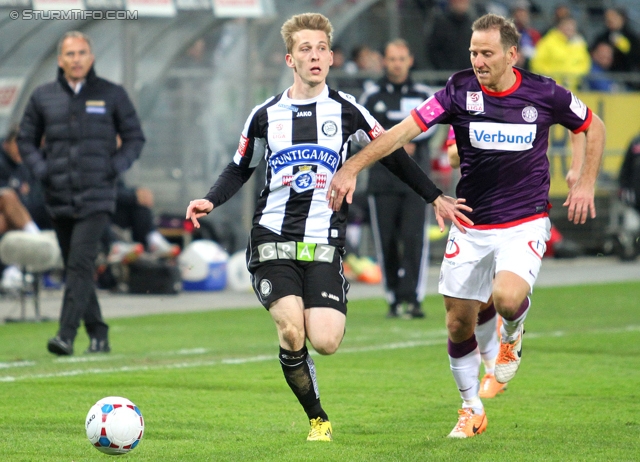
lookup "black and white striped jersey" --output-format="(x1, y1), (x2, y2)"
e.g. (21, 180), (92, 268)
(204, 85), (442, 247)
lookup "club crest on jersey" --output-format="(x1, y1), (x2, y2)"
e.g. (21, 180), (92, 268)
(269, 144), (340, 173)
(466, 91), (484, 113)
(282, 166), (327, 193)
(522, 106), (538, 123)
(322, 120), (338, 137)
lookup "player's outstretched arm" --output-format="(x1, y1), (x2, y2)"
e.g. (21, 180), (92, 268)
(564, 114), (605, 224)
(432, 195), (474, 233)
(186, 199), (213, 229)
(327, 116), (422, 211)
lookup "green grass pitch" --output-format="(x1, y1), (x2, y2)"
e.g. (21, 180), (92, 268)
(1, 281), (639, 461)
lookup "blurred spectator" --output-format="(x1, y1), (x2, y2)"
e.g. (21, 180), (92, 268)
(425, 0), (482, 71)
(103, 179), (180, 263)
(331, 45), (347, 70)
(343, 45), (383, 75)
(530, 16), (590, 91)
(510, 0), (541, 69)
(0, 125), (51, 231)
(0, 128), (48, 290)
(591, 8), (640, 74)
(542, 3), (572, 35)
(619, 131), (640, 215)
(342, 45), (383, 93)
(616, 130), (640, 260)
(585, 42), (623, 92)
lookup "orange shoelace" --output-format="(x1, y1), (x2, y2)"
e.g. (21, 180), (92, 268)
(453, 409), (473, 431)
(497, 342), (517, 362)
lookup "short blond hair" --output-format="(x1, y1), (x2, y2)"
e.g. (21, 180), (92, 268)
(281, 13), (333, 54)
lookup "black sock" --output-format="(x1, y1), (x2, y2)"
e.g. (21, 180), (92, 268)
(279, 346), (328, 421)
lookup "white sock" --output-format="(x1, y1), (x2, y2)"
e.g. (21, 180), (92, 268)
(501, 297), (530, 341)
(450, 348), (482, 413)
(23, 221), (40, 234)
(462, 396), (484, 414)
(476, 315), (499, 375)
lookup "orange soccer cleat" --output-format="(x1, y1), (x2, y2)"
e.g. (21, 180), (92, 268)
(495, 323), (524, 384)
(478, 373), (507, 398)
(448, 408), (487, 438)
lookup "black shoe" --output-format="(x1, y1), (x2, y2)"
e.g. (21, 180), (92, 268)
(406, 304), (425, 319)
(386, 303), (400, 318)
(47, 336), (74, 356)
(85, 338), (111, 354)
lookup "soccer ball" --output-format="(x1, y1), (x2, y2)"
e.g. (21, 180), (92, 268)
(85, 396), (144, 455)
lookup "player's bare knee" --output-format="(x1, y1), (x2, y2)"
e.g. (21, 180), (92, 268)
(493, 293), (523, 318)
(310, 334), (342, 355)
(278, 323), (305, 349)
(312, 342), (337, 356)
(446, 317), (474, 339)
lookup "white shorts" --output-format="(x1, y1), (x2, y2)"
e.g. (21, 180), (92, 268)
(438, 217), (551, 303)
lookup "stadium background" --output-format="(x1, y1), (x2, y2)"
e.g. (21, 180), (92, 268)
(1, 0), (638, 256)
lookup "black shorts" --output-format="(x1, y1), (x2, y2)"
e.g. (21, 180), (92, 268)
(249, 256), (349, 314)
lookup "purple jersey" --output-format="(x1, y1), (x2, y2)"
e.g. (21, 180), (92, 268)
(412, 68), (592, 226)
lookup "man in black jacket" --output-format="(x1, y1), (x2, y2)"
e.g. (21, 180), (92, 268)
(359, 39), (437, 318)
(18, 31), (145, 355)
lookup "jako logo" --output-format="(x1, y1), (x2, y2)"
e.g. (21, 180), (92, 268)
(297, 111), (312, 117)
(469, 122), (537, 151)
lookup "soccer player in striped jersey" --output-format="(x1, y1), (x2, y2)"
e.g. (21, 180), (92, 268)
(328, 13), (605, 438)
(186, 12), (471, 442)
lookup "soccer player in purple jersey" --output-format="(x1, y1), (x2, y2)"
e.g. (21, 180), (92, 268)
(446, 127), (586, 401)
(327, 13), (605, 438)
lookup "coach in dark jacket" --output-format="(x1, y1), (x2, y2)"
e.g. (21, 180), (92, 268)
(359, 39), (437, 319)
(18, 31), (145, 356)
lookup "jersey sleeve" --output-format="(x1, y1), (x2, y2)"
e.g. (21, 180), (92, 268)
(204, 98), (272, 206)
(345, 94), (443, 202)
(410, 87), (452, 132)
(379, 151), (443, 203)
(550, 83), (592, 134)
(232, 98), (273, 168)
(343, 95), (385, 150)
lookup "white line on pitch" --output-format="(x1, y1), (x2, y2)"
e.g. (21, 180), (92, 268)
(1, 325), (638, 382)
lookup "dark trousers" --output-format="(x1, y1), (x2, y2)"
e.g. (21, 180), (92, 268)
(368, 192), (430, 306)
(52, 212), (110, 343)
(113, 200), (154, 248)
